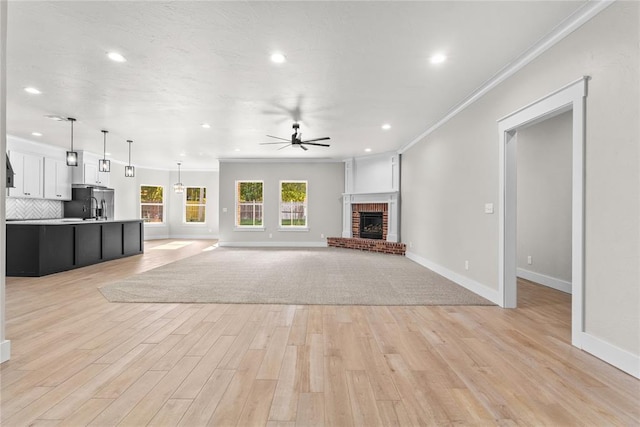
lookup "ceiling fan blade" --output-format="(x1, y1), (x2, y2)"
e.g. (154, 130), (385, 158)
(260, 142), (289, 145)
(278, 144), (293, 150)
(300, 145), (308, 151)
(300, 137), (330, 143)
(302, 142), (330, 147)
(266, 135), (290, 141)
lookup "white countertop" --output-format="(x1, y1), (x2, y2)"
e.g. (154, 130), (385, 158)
(6, 218), (143, 225)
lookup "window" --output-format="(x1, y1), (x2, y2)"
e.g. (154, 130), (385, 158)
(280, 181), (307, 228)
(185, 187), (206, 223)
(140, 185), (164, 223)
(236, 181), (263, 227)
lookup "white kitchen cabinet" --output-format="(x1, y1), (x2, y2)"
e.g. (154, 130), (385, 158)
(72, 151), (110, 187)
(82, 162), (110, 187)
(44, 157), (72, 200)
(8, 150), (43, 198)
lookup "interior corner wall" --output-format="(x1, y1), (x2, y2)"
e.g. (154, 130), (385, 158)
(0, 0), (9, 363)
(516, 111), (572, 287)
(401, 1), (639, 356)
(218, 161), (344, 245)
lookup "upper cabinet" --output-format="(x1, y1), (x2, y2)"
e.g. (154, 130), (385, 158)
(8, 150), (43, 198)
(72, 151), (110, 187)
(43, 158), (72, 200)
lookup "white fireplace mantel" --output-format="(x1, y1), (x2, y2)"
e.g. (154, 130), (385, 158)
(342, 191), (399, 242)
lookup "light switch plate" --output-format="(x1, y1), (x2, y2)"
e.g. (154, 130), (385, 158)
(484, 203), (494, 214)
(222, 207), (228, 213)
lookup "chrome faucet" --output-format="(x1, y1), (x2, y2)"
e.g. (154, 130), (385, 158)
(85, 196), (99, 219)
(100, 199), (107, 220)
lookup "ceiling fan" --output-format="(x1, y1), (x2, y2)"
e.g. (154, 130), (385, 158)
(260, 123), (330, 151)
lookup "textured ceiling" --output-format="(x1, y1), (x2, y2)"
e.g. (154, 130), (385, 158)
(6, 1), (587, 170)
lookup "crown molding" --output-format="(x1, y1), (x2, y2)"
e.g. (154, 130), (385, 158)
(398, 0), (615, 154)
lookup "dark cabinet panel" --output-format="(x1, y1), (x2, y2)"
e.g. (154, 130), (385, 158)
(75, 223), (102, 266)
(6, 226), (40, 276)
(102, 222), (123, 259)
(123, 222), (143, 255)
(40, 226), (75, 274)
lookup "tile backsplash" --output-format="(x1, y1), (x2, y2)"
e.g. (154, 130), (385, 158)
(6, 198), (63, 220)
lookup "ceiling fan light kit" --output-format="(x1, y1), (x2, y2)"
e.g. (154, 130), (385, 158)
(260, 122), (330, 151)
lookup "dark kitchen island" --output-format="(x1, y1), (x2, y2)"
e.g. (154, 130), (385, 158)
(6, 219), (144, 277)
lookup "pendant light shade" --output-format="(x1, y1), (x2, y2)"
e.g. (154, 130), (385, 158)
(98, 130), (111, 172)
(174, 162), (185, 193)
(66, 118), (78, 166)
(125, 139), (135, 177)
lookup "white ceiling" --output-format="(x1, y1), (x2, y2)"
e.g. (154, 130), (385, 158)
(6, 1), (588, 170)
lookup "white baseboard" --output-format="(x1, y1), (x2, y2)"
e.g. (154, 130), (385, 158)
(144, 234), (169, 241)
(580, 332), (640, 379)
(405, 251), (501, 305)
(218, 241), (328, 248)
(0, 339), (11, 363)
(168, 234), (220, 240)
(517, 268), (572, 294)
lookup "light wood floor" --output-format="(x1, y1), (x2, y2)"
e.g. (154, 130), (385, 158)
(1, 239), (638, 426)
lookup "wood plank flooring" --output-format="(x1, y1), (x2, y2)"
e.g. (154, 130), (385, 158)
(1, 239), (638, 426)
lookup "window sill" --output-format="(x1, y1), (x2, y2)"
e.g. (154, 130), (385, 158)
(278, 227), (309, 232)
(234, 226), (266, 232)
(143, 222), (166, 226)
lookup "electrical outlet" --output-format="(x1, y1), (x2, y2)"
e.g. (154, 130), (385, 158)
(269, 233), (273, 238)
(222, 207), (227, 213)
(409, 241), (413, 248)
(321, 233), (325, 238)
(464, 260), (469, 270)
(484, 203), (494, 214)
(527, 255), (532, 265)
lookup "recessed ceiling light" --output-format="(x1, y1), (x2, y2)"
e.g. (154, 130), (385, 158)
(31, 132), (42, 136)
(201, 123), (211, 129)
(430, 53), (447, 64)
(381, 124), (391, 130)
(270, 52), (286, 64)
(107, 52), (127, 63)
(44, 114), (67, 121)
(105, 152), (111, 156)
(234, 148), (241, 152)
(180, 152), (186, 157)
(24, 87), (41, 94)
(364, 148), (372, 153)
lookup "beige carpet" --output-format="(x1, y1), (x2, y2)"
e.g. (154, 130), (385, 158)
(99, 247), (494, 306)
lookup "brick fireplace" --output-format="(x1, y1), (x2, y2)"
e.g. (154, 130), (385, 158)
(328, 192), (405, 255)
(352, 203), (388, 240)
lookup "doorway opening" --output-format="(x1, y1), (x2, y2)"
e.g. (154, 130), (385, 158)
(498, 77), (588, 347)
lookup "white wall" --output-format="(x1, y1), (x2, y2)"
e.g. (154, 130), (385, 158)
(219, 161), (343, 246)
(350, 152), (399, 194)
(516, 111), (572, 291)
(401, 2), (639, 360)
(1, 0), (9, 363)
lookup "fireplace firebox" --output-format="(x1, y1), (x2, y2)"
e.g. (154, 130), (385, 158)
(359, 212), (383, 240)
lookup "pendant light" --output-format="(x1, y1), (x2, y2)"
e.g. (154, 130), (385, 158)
(173, 162), (185, 193)
(98, 130), (110, 172)
(125, 140), (135, 177)
(65, 117), (78, 166)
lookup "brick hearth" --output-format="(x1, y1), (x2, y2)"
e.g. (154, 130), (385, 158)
(327, 237), (406, 255)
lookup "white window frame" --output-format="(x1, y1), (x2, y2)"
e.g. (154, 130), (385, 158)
(235, 180), (265, 230)
(183, 186), (207, 224)
(140, 184), (165, 225)
(279, 180), (308, 231)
